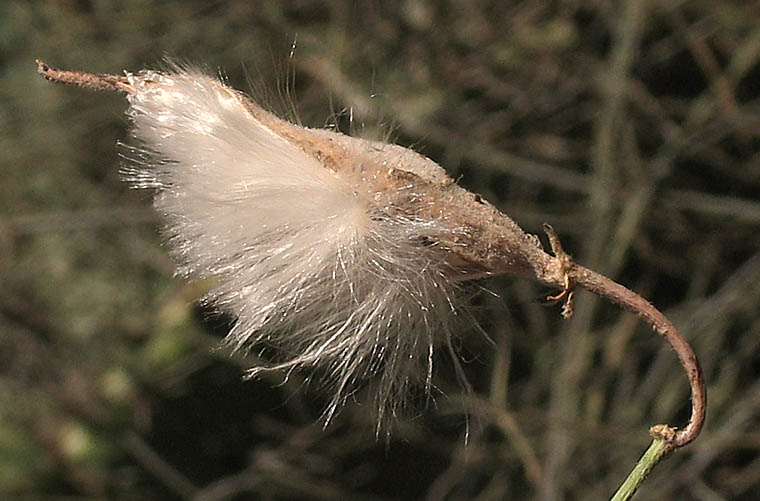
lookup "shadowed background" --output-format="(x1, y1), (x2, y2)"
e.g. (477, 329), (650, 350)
(3, 1), (760, 499)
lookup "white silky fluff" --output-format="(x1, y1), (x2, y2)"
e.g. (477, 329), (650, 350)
(122, 69), (461, 425)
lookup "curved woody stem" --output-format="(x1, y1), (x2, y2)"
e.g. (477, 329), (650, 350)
(543, 224), (706, 451)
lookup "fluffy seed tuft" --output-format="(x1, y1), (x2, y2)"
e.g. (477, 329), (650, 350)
(121, 68), (465, 426)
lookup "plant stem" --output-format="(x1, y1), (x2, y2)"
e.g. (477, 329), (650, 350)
(610, 437), (671, 501)
(542, 224), (706, 498)
(568, 262), (706, 448)
(543, 224), (706, 450)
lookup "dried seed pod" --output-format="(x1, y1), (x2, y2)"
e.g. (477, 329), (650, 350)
(118, 64), (552, 424)
(37, 60), (704, 449)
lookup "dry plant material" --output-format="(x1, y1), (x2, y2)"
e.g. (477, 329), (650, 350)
(36, 60), (705, 450)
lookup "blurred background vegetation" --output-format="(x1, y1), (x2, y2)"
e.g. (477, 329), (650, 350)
(2, 0), (760, 499)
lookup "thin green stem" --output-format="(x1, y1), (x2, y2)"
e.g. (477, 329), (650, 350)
(611, 438), (671, 501)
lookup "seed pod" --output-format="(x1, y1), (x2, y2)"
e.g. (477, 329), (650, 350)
(37, 60), (703, 449)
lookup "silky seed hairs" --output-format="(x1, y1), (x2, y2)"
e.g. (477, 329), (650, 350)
(37, 60), (704, 450)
